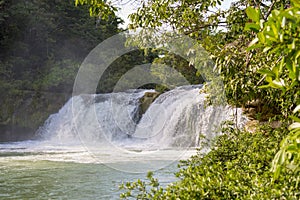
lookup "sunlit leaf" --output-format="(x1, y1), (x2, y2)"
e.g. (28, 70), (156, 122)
(289, 122), (300, 129)
(246, 7), (260, 22)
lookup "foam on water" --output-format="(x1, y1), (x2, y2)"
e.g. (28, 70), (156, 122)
(1, 85), (247, 172)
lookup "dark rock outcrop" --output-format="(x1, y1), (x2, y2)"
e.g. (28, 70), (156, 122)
(0, 91), (70, 142)
(139, 91), (161, 116)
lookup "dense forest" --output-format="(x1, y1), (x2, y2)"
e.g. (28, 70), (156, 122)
(114, 0), (299, 198)
(0, 0), (202, 141)
(1, 0), (299, 198)
(0, 0), (120, 140)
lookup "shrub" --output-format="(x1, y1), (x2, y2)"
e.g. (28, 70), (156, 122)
(120, 124), (299, 199)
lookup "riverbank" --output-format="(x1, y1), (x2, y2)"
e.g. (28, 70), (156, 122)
(120, 119), (299, 199)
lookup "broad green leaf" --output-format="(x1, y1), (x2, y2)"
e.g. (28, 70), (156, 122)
(272, 66), (279, 78)
(265, 35), (278, 42)
(258, 68), (276, 77)
(246, 7), (260, 22)
(295, 50), (300, 59)
(281, 11), (296, 20)
(245, 23), (260, 32)
(271, 24), (278, 39)
(290, 115), (300, 122)
(246, 43), (262, 51)
(291, 0), (300, 8)
(293, 60), (297, 74)
(266, 76), (273, 83)
(269, 79), (285, 89)
(286, 144), (299, 152)
(257, 32), (266, 43)
(286, 58), (296, 79)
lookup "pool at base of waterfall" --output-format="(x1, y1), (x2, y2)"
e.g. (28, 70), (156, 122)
(0, 85), (247, 199)
(0, 140), (197, 199)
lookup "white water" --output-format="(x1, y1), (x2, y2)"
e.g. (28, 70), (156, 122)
(1, 85), (247, 172)
(0, 85), (248, 199)
(39, 85), (246, 146)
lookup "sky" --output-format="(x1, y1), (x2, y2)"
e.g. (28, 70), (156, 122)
(117, 0), (234, 28)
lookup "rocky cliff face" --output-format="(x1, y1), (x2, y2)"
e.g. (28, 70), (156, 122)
(0, 90), (163, 142)
(0, 91), (70, 142)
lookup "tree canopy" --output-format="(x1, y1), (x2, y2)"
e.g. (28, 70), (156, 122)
(1, 0), (299, 196)
(113, 0), (299, 197)
(0, 0), (122, 136)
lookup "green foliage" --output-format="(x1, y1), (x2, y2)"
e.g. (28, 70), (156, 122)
(39, 59), (80, 92)
(75, 0), (118, 20)
(245, 0), (300, 177)
(272, 115), (300, 178)
(128, 0), (223, 34)
(124, 30), (217, 100)
(97, 50), (158, 93)
(128, 0), (290, 114)
(120, 125), (299, 199)
(118, 0), (300, 196)
(208, 0), (289, 111)
(0, 0), (121, 82)
(0, 0), (121, 131)
(119, 171), (164, 199)
(152, 53), (204, 86)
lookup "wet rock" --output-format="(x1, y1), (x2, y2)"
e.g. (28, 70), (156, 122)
(139, 92), (161, 115)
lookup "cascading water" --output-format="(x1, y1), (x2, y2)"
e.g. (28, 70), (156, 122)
(133, 85), (244, 148)
(1, 85), (247, 174)
(38, 89), (149, 145)
(38, 85), (246, 151)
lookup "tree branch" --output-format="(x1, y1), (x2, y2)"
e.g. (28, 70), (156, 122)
(264, 1), (276, 20)
(183, 21), (227, 35)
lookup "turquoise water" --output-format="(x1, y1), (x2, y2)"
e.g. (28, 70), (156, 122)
(0, 85), (241, 199)
(0, 142), (194, 199)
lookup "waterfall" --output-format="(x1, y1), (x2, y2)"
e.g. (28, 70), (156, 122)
(38, 89), (149, 144)
(38, 85), (246, 149)
(135, 86), (227, 148)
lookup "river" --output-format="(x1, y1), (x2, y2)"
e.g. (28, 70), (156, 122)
(0, 85), (245, 199)
(0, 140), (196, 199)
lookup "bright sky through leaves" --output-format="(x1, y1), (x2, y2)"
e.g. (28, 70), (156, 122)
(117, 0), (234, 28)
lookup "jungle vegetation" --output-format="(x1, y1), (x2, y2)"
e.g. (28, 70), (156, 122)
(1, 0), (299, 198)
(110, 0), (299, 198)
(0, 0), (201, 139)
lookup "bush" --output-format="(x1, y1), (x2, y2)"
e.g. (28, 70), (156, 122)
(120, 124), (299, 199)
(245, 0), (300, 178)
